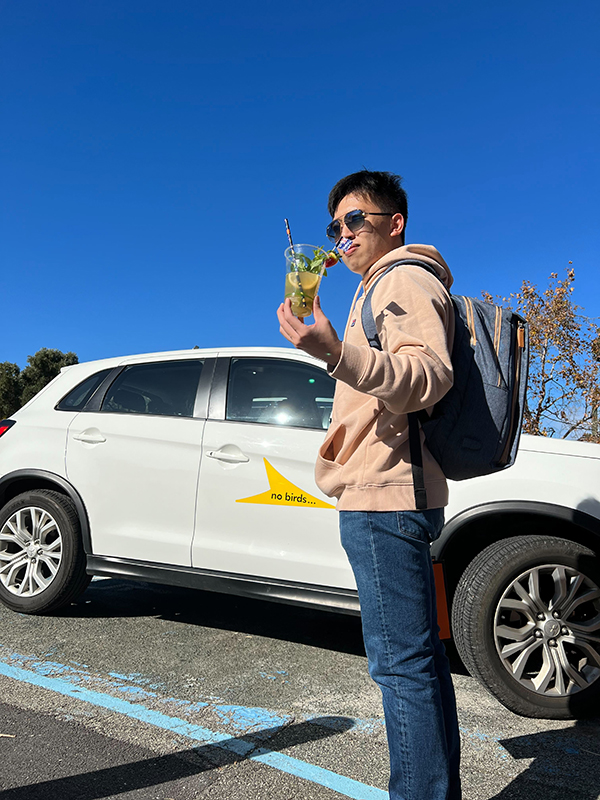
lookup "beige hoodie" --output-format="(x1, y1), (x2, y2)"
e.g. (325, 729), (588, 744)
(315, 244), (455, 511)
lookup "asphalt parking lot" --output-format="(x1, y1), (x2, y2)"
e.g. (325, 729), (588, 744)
(1, 577), (599, 800)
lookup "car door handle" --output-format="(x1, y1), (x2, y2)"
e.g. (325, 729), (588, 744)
(206, 449), (249, 463)
(73, 431), (106, 444)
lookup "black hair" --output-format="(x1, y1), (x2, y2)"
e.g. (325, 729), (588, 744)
(327, 170), (408, 244)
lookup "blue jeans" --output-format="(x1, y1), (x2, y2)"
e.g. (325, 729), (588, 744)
(340, 509), (461, 800)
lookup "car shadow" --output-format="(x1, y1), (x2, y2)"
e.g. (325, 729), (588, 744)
(66, 577), (368, 656)
(64, 577), (466, 673)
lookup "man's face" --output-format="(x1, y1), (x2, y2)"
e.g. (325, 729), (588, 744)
(332, 193), (404, 276)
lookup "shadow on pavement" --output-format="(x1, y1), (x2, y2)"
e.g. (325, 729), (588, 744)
(64, 577), (466, 673)
(489, 718), (600, 800)
(66, 578), (367, 654)
(0, 715), (354, 800)
(62, 577), (467, 673)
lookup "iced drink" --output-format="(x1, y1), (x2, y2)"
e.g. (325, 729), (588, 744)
(284, 244), (334, 318)
(284, 270), (320, 317)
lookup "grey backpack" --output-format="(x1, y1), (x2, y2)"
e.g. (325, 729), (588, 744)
(361, 259), (529, 509)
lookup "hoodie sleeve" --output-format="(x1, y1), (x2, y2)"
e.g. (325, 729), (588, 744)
(329, 267), (454, 414)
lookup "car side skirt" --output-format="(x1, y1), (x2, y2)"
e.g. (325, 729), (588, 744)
(86, 555), (361, 616)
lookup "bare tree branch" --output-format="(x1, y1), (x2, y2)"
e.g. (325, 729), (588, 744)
(484, 268), (600, 443)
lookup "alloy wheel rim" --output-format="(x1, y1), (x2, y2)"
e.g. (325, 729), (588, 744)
(494, 563), (600, 696)
(0, 507), (63, 597)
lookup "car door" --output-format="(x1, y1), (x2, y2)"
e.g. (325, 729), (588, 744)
(192, 355), (355, 589)
(66, 358), (206, 565)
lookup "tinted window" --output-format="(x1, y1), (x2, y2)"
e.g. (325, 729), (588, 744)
(226, 358), (335, 430)
(101, 361), (203, 418)
(56, 368), (113, 411)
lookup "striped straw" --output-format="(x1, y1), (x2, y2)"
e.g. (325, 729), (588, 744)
(284, 218), (307, 311)
(284, 218), (295, 255)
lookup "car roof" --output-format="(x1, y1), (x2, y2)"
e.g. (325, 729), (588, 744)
(120, 346), (325, 365)
(60, 346), (326, 372)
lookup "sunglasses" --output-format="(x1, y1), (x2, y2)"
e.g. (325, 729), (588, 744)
(326, 209), (393, 243)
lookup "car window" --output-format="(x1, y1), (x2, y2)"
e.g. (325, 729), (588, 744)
(101, 360), (203, 418)
(56, 368), (114, 411)
(226, 358), (335, 430)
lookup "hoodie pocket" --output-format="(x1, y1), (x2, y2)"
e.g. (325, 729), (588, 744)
(319, 423), (346, 463)
(315, 425), (345, 498)
(315, 453), (343, 499)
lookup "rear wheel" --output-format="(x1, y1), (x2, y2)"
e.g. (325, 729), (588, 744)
(0, 490), (91, 614)
(452, 535), (600, 718)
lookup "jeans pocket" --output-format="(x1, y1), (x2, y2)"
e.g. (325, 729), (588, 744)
(395, 508), (444, 544)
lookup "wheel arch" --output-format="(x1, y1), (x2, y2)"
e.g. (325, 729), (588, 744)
(433, 500), (600, 600)
(0, 469), (92, 554)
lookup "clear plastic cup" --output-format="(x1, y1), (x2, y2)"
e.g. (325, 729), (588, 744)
(284, 244), (326, 318)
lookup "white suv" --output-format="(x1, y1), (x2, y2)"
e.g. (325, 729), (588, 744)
(1, 346), (599, 720)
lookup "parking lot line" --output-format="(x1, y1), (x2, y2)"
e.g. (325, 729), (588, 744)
(0, 659), (387, 800)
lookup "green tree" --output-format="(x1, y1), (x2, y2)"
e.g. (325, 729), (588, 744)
(0, 362), (22, 418)
(484, 268), (600, 442)
(20, 349), (79, 407)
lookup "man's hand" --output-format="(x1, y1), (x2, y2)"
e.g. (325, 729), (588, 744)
(277, 296), (343, 367)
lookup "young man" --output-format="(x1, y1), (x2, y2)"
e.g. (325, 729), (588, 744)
(277, 170), (461, 800)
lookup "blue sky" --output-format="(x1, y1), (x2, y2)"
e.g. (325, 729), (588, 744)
(3, 0), (599, 367)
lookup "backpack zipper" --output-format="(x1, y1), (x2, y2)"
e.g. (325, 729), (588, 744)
(494, 306), (503, 387)
(464, 298), (477, 346)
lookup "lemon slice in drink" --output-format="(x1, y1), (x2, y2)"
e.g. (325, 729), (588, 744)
(285, 272), (320, 317)
(287, 272), (319, 291)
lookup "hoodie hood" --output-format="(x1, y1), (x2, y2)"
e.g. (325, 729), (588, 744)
(362, 244), (453, 292)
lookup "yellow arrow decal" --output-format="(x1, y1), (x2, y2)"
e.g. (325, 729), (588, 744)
(236, 458), (335, 509)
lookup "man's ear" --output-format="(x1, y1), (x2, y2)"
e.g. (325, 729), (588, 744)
(390, 213), (405, 239)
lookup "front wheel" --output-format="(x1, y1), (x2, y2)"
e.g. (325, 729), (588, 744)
(451, 535), (600, 718)
(0, 489), (91, 614)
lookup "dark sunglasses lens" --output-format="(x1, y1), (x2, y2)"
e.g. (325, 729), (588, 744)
(326, 221), (341, 241)
(326, 210), (366, 242)
(345, 210), (366, 232)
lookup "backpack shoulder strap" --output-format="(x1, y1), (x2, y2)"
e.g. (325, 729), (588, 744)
(361, 259), (442, 350)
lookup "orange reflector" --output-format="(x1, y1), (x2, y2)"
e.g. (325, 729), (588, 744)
(433, 562), (451, 640)
(0, 421), (15, 438)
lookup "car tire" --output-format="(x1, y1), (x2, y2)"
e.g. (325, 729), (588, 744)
(0, 489), (91, 614)
(451, 535), (600, 719)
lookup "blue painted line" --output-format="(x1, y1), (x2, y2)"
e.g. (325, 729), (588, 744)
(0, 660), (388, 800)
(0, 648), (385, 737)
